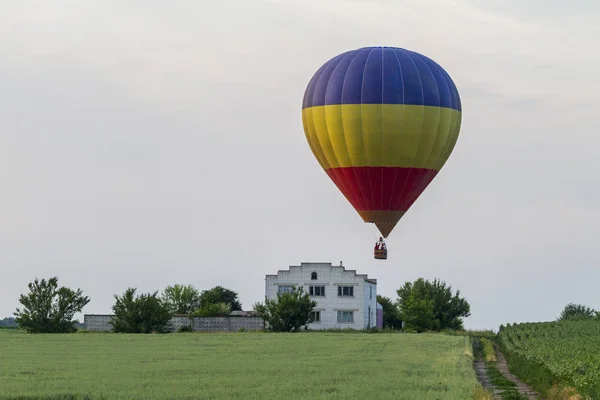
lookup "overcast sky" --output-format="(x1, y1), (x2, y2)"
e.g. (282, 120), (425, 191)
(1, 0), (598, 330)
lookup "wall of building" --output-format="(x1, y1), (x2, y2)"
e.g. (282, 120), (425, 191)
(376, 302), (383, 329)
(362, 281), (378, 329)
(265, 262), (378, 330)
(83, 314), (264, 332)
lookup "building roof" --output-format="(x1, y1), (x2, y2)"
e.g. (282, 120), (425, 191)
(266, 262), (377, 284)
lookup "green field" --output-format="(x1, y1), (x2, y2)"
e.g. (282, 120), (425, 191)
(0, 330), (482, 400)
(498, 320), (600, 398)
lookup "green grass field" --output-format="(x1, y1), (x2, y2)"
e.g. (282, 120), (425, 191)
(0, 330), (482, 400)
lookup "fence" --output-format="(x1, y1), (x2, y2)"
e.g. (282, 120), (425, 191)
(83, 314), (265, 332)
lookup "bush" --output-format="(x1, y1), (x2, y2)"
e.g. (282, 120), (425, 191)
(161, 284), (201, 314)
(376, 295), (402, 330)
(253, 286), (316, 332)
(14, 276), (90, 333)
(199, 286), (242, 311)
(177, 325), (193, 333)
(109, 288), (172, 333)
(557, 303), (597, 321)
(397, 278), (470, 332)
(192, 302), (232, 317)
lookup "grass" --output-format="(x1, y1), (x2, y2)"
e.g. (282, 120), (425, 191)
(486, 364), (517, 391)
(480, 338), (497, 363)
(0, 330), (483, 400)
(472, 387), (496, 400)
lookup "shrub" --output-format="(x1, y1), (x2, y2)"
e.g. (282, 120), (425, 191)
(177, 325), (193, 333)
(109, 288), (172, 333)
(192, 302), (232, 317)
(14, 276), (90, 333)
(253, 286), (316, 332)
(161, 284), (201, 314)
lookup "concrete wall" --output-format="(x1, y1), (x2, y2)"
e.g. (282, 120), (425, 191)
(84, 314), (113, 332)
(171, 316), (192, 332)
(83, 314), (264, 332)
(193, 316), (264, 332)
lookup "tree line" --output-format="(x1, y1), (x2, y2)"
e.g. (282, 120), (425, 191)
(10, 275), (481, 334)
(0, 317), (17, 328)
(557, 303), (600, 322)
(377, 278), (471, 332)
(13, 277), (244, 333)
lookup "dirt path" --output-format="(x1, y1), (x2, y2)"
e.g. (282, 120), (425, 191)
(473, 359), (503, 399)
(472, 339), (503, 399)
(493, 343), (540, 399)
(472, 338), (541, 399)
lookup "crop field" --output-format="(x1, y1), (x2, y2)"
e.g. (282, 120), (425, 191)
(0, 330), (482, 400)
(498, 320), (600, 398)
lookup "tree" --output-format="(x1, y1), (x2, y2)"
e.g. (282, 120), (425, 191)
(0, 317), (17, 328)
(161, 284), (201, 314)
(199, 286), (242, 311)
(110, 288), (172, 333)
(558, 303), (597, 321)
(192, 302), (232, 317)
(377, 295), (402, 330)
(396, 278), (470, 332)
(253, 286), (317, 332)
(13, 277), (90, 333)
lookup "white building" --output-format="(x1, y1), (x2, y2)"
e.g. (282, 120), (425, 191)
(265, 262), (379, 330)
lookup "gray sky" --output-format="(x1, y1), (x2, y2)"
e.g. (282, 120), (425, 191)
(1, 0), (598, 330)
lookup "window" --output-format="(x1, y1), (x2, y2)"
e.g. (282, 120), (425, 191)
(278, 285), (294, 294)
(369, 286), (372, 300)
(309, 311), (320, 323)
(337, 311), (354, 323)
(309, 286), (325, 296)
(337, 286), (354, 297)
(311, 272), (317, 280)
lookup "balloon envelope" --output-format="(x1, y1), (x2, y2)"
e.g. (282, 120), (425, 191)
(301, 46), (462, 238)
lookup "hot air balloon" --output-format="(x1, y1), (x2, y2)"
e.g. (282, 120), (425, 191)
(301, 46), (462, 260)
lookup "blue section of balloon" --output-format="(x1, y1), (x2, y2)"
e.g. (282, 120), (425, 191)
(302, 47), (462, 111)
